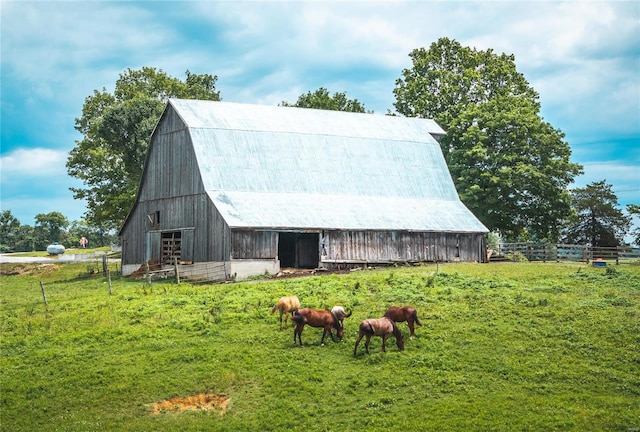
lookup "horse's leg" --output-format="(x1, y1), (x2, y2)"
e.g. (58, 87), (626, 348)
(408, 320), (415, 338)
(288, 310), (295, 329)
(381, 334), (389, 352)
(364, 335), (372, 354)
(326, 325), (336, 343)
(353, 331), (364, 355)
(279, 309), (284, 330)
(294, 323), (304, 346)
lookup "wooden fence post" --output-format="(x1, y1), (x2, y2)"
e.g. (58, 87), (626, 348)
(174, 256), (180, 284)
(107, 270), (112, 295)
(39, 281), (48, 307)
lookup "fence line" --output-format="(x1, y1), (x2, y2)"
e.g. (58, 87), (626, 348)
(489, 243), (640, 264)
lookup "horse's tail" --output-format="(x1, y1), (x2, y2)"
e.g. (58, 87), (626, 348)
(412, 309), (423, 327)
(271, 303), (279, 314)
(344, 309), (352, 318)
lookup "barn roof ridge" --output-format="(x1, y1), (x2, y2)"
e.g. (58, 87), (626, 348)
(167, 98), (446, 142)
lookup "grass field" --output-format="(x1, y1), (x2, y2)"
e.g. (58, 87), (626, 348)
(1, 261), (638, 431)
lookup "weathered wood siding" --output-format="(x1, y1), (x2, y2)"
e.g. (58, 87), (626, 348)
(321, 230), (486, 264)
(231, 230), (278, 259)
(218, 229), (486, 264)
(121, 106), (232, 266)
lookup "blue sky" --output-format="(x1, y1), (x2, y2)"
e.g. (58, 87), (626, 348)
(1, 0), (639, 240)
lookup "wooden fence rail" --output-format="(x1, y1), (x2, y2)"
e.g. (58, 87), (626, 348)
(490, 243), (640, 264)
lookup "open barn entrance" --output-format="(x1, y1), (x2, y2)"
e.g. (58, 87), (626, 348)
(278, 232), (319, 269)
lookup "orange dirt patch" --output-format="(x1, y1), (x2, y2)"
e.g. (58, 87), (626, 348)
(150, 393), (229, 415)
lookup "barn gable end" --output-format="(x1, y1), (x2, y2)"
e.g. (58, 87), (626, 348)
(120, 99), (488, 280)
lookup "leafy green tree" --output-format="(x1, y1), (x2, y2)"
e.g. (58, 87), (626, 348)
(0, 210), (21, 252)
(281, 87), (367, 112)
(393, 38), (582, 241)
(13, 225), (36, 252)
(562, 181), (631, 247)
(34, 212), (69, 248)
(625, 204), (640, 246)
(67, 67), (221, 230)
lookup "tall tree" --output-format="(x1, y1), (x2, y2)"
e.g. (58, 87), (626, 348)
(281, 87), (367, 112)
(562, 181), (631, 247)
(67, 67), (220, 230)
(393, 38), (582, 241)
(34, 212), (69, 247)
(0, 210), (21, 252)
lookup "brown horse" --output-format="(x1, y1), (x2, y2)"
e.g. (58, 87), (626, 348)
(292, 308), (343, 346)
(353, 317), (404, 355)
(384, 306), (423, 338)
(271, 295), (300, 329)
(330, 306), (352, 327)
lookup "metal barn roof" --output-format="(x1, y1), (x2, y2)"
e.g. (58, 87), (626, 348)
(169, 99), (488, 233)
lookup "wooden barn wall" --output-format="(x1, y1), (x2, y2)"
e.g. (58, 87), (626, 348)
(230, 230), (278, 259)
(139, 108), (203, 202)
(322, 231), (486, 263)
(204, 198), (231, 262)
(121, 106), (232, 265)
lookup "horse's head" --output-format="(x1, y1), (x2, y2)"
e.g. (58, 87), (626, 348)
(331, 313), (344, 340)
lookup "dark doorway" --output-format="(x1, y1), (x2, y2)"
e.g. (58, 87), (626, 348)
(278, 232), (319, 268)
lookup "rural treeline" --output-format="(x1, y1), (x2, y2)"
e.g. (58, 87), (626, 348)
(1, 38), (637, 252)
(0, 210), (117, 253)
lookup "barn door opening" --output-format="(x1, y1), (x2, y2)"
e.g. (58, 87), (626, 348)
(278, 232), (319, 269)
(161, 231), (181, 265)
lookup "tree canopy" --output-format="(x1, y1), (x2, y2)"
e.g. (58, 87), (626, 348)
(34, 212), (69, 246)
(67, 67), (220, 230)
(562, 180), (631, 247)
(394, 37), (583, 241)
(281, 87), (367, 112)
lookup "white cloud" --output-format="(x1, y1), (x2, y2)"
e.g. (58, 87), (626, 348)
(0, 148), (68, 180)
(0, 149), (85, 224)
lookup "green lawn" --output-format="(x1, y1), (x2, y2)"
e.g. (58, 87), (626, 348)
(1, 261), (638, 431)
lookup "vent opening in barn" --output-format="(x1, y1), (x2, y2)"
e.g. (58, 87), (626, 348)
(118, 99), (489, 282)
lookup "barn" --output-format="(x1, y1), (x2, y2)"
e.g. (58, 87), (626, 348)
(119, 99), (488, 280)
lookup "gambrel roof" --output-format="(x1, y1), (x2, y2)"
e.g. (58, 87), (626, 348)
(167, 99), (487, 233)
